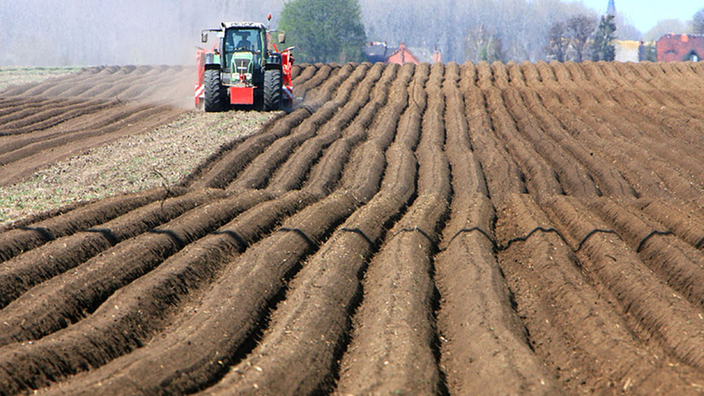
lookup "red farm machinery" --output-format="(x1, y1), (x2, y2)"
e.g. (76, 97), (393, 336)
(195, 15), (294, 112)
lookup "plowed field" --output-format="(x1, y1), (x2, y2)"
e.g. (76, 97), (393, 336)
(1, 60), (704, 395)
(0, 65), (192, 186)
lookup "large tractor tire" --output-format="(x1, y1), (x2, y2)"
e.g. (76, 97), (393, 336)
(263, 68), (283, 111)
(204, 69), (227, 112)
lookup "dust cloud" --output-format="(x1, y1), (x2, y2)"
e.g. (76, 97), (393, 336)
(0, 0), (284, 66)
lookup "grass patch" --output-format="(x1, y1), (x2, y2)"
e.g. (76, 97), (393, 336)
(0, 110), (275, 227)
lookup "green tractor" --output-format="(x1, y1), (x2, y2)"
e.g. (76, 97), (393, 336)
(195, 15), (294, 112)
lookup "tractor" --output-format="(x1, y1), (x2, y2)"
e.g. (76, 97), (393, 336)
(196, 15), (294, 112)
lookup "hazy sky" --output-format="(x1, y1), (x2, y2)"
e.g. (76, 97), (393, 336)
(580, 0), (701, 33)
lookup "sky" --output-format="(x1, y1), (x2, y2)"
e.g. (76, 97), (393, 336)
(579, 0), (701, 33)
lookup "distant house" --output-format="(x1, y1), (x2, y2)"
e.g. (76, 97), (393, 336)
(386, 43), (419, 65)
(656, 34), (704, 62)
(363, 42), (440, 65)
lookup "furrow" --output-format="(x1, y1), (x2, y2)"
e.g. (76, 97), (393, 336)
(0, 62), (404, 392)
(495, 193), (702, 394)
(225, 63), (373, 192)
(293, 63), (334, 100)
(0, 190), (315, 394)
(543, 195), (704, 370)
(547, 62), (672, 199)
(435, 63), (560, 395)
(481, 86), (562, 199)
(0, 97), (51, 115)
(502, 86), (600, 198)
(562, 63), (703, 202)
(189, 108), (311, 189)
(0, 104), (168, 166)
(0, 187), (183, 261)
(201, 62), (420, 395)
(0, 191), (263, 347)
(265, 63), (384, 193)
(523, 86), (638, 198)
(0, 99), (99, 135)
(514, 65), (637, 198)
(634, 198), (704, 251)
(290, 64), (317, 89)
(40, 62), (399, 396)
(459, 62), (525, 207)
(588, 197), (704, 310)
(0, 189), (223, 309)
(191, 62), (352, 190)
(337, 62), (448, 394)
(594, 62), (704, 183)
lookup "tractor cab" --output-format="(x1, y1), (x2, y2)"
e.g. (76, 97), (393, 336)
(220, 23), (267, 87)
(196, 16), (294, 112)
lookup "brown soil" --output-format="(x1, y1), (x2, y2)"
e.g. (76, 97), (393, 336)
(0, 66), (274, 226)
(1, 60), (704, 396)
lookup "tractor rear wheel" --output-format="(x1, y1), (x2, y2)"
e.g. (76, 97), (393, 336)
(263, 68), (282, 111)
(204, 69), (227, 112)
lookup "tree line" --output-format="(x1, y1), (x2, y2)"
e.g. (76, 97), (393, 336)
(546, 14), (617, 62)
(288, 1), (702, 64)
(357, 0), (638, 63)
(1, 0), (702, 66)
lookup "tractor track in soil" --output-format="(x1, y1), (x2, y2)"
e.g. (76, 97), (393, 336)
(1, 60), (704, 395)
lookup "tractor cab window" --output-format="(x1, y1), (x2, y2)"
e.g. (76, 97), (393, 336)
(223, 28), (263, 70)
(225, 29), (261, 56)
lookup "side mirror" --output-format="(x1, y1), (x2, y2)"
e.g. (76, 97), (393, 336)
(278, 33), (286, 44)
(201, 32), (208, 43)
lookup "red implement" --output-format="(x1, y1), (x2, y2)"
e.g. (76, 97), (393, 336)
(230, 87), (255, 105)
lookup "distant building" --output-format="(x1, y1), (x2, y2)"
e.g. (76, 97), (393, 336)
(606, 0), (616, 16)
(614, 40), (640, 62)
(657, 34), (704, 62)
(363, 42), (441, 64)
(386, 43), (419, 65)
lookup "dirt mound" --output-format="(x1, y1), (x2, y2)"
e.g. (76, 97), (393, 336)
(2, 60), (704, 395)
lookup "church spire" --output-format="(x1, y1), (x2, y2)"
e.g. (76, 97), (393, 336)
(607, 0), (616, 16)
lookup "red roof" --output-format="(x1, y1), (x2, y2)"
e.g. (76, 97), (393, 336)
(656, 34), (704, 62)
(386, 43), (419, 65)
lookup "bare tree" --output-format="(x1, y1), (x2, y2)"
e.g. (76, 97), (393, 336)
(614, 14), (640, 40)
(464, 24), (505, 63)
(359, 0), (598, 63)
(1, 0), (612, 65)
(693, 8), (704, 34)
(565, 14), (597, 62)
(547, 21), (566, 62)
(643, 19), (688, 42)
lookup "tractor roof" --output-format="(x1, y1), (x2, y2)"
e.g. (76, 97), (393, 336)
(221, 22), (267, 30)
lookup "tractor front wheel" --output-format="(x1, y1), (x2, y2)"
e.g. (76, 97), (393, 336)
(204, 69), (227, 112)
(263, 68), (282, 111)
